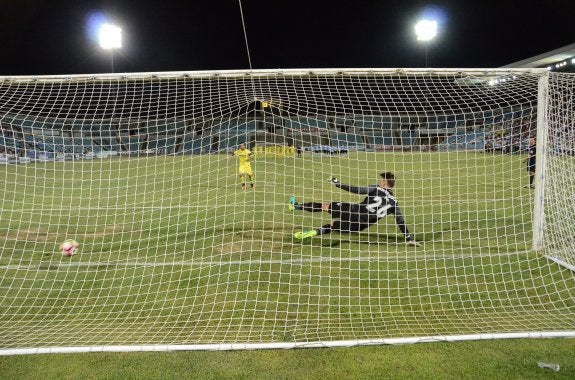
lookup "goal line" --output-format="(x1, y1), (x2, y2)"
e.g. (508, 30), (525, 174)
(0, 250), (536, 271)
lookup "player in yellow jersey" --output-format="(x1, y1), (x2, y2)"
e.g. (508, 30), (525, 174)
(231, 143), (254, 190)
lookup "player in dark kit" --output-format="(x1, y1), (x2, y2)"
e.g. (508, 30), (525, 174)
(524, 137), (536, 189)
(288, 172), (419, 245)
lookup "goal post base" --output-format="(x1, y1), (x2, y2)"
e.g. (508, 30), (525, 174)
(2, 332), (575, 356)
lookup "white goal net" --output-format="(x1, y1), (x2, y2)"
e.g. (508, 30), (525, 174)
(0, 69), (574, 354)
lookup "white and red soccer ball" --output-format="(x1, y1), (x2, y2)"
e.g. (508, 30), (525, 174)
(60, 239), (79, 256)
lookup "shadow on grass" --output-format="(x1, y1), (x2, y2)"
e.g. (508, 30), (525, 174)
(289, 232), (420, 247)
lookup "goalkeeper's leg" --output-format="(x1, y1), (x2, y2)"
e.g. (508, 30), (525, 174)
(294, 220), (368, 240)
(288, 196), (328, 212)
(294, 223), (331, 239)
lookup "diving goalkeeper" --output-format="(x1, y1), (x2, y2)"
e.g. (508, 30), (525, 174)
(288, 172), (419, 245)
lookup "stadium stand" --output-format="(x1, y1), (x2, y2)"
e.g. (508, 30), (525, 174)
(365, 132), (395, 148)
(285, 116), (328, 130)
(212, 119), (257, 152)
(0, 107), (538, 162)
(120, 135), (145, 153)
(92, 135), (122, 152)
(73, 137), (102, 153)
(355, 116), (396, 130)
(400, 130), (414, 146)
(180, 134), (210, 154)
(147, 135), (177, 154)
(217, 133), (250, 151)
(329, 131), (365, 150)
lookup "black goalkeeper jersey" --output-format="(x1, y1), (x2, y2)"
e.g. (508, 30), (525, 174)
(335, 183), (398, 219)
(329, 181), (413, 241)
(527, 144), (536, 167)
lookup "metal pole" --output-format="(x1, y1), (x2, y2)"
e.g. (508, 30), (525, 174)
(111, 50), (115, 73)
(532, 73), (549, 251)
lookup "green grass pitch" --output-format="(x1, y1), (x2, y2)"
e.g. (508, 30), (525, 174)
(1, 151), (574, 350)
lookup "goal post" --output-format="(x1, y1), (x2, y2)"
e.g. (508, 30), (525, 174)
(0, 69), (574, 355)
(532, 74), (548, 251)
(540, 71), (575, 271)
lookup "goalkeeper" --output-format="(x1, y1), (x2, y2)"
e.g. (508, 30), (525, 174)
(288, 172), (418, 245)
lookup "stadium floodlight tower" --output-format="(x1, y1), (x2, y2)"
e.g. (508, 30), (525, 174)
(415, 19), (437, 67)
(98, 23), (122, 73)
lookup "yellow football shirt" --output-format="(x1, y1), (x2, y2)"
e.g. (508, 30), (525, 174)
(233, 148), (252, 164)
(233, 148), (253, 175)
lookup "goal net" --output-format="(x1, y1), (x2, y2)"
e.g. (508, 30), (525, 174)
(0, 69), (574, 354)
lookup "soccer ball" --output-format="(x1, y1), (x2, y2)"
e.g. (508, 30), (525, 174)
(60, 239), (79, 257)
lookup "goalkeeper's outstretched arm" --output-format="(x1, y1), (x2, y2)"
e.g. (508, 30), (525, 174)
(330, 177), (374, 195)
(391, 204), (420, 246)
(393, 206), (413, 241)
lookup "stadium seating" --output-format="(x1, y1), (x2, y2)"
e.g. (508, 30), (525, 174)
(73, 138), (102, 153)
(332, 116), (354, 130)
(0, 135), (27, 154)
(43, 136), (65, 153)
(147, 135), (177, 154)
(217, 133), (250, 151)
(438, 130), (487, 151)
(285, 117), (328, 130)
(354, 116), (396, 130)
(92, 136), (122, 152)
(180, 135), (211, 154)
(365, 132), (395, 147)
(120, 136), (145, 153)
(210, 118), (257, 133)
(400, 131), (414, 146)
(1, 111), (535, 160)
(329, 132), (365, 149)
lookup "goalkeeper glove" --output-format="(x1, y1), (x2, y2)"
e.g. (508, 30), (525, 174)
(330, 177), (339, 184)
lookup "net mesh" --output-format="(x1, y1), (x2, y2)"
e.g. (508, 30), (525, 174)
(545, 73), (575, 267)
(0, 69), (574, 351)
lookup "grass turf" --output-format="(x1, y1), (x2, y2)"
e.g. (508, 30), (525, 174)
(0, 152), (574, 350)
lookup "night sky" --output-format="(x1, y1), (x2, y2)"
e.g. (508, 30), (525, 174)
(0, 0), (573, 75)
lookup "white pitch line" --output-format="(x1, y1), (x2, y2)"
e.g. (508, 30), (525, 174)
(1, 199), (518, 212)
(0, 251), (532, 271)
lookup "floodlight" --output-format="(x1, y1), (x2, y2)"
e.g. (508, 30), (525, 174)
(415, 20), (437, 41)
(99, 23), (122, 49)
